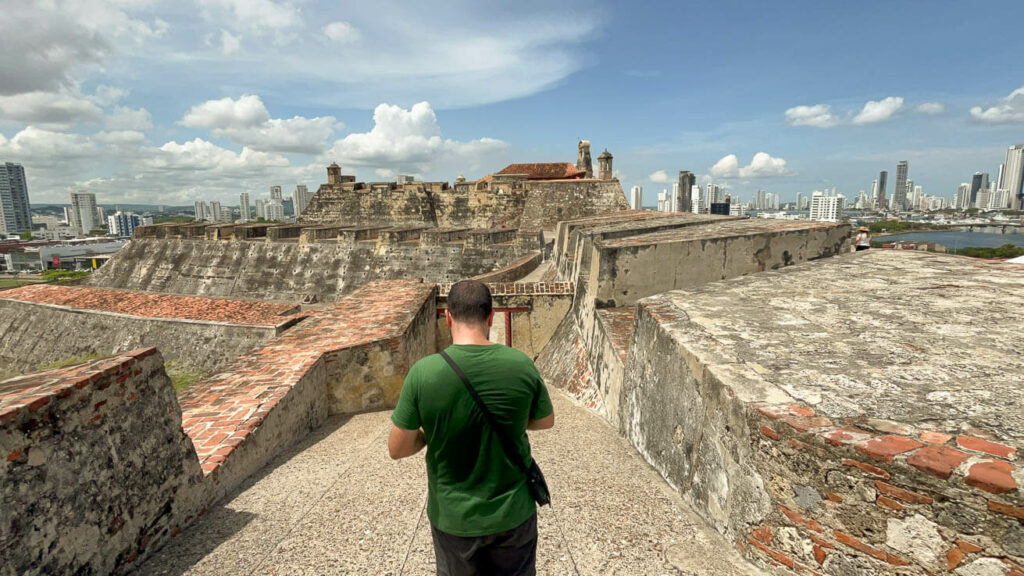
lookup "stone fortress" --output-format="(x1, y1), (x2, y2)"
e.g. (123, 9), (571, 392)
(0, 141), (1021, 576)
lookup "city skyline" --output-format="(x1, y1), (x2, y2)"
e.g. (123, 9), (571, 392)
(1, 1), (1023, 206)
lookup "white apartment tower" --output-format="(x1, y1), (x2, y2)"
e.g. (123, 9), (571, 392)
(809, 191), (841, 222)
(293, 184), (313, 216)
(70, 191), (98, 236)
(629, 185), (643, 210)
(240, 192), (251, 221)
(999, 144), (1024, 210)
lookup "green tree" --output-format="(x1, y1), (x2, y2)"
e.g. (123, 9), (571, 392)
(19, 231), (34, 241)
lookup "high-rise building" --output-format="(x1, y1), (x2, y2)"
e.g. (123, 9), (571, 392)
(809, 191), (841, 222)
(240, 192), (251, 221)
(0, 162), (32, 234)
(876, 171), (888, 210)
(270, 185), (283, 202)
(107, 211), (143, 237)
(255, 199), (267, 220)
(657, 189), (668, 212)
(690, 185), (702, 214)
(988, 189), (1010, 210)
(955, 183), (971, 210)
(210, 201), (222, 222)
(969, 172), (989, 208)
(70, 191), (98, 236)
(265, 201), (284, 221)
(677, 171), (695, 213)
(892, 161), (909, 210)
(293, 184), (313, 216)
(998, 144), (1024, 210)
(629, 185), (643, 210)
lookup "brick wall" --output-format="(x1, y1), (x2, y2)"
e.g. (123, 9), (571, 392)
(0, 349), (204, 575)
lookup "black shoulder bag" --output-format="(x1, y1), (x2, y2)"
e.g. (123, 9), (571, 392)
(438, 350), (551, 507)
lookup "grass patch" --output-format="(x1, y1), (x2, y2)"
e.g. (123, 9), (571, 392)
(35, 353), (104, 372)
(165, 361), (203, 393)
(0, 278), (45, 290)
(949, 244), (1024, 259)
(41, 269), (91, 283)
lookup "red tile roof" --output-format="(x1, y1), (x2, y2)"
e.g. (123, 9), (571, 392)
(0, 284), (300, 327)
(493, 162), (586, 180)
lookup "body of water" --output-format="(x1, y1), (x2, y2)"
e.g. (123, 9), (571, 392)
(876, 231), (1024, 249)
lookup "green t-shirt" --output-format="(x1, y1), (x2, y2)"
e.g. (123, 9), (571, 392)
(391, 344), (553, 537)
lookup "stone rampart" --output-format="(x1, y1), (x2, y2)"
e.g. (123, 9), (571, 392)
(618, 252), (1024, 575)
(89, 238), (532, 302)
(517, 179), (630, 230)
(0, 285), (302, 376)
(0, 349), (204, 576)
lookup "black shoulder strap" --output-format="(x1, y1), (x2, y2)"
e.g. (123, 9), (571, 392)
(439, 350), (528, 474)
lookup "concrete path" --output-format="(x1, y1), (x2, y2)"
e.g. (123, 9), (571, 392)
(138, 389), (762, 575)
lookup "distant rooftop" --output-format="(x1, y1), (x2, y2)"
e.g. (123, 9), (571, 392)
(493, 162), (586, 180)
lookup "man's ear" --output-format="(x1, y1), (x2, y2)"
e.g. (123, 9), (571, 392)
(487, 310), (495, 327)
(445, 309), (453, 329)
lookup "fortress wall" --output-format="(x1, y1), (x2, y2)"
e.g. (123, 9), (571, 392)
(0, 299), (280, 377)
(0, 349), (205, 576)
(300, 184), (438, 226)
(469, 252), (541, 283)
(618, 254), (1024, 575)
(89, 239), (528, 302)
(519, 180), (630, 230)
(591, 223), (852, 308)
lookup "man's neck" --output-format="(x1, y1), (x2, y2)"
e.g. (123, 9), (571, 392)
(450, 323), (495, 346)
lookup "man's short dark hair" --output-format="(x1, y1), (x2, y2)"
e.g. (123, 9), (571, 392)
(447, 280), (492, 324)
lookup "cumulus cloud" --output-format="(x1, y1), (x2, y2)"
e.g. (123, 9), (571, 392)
(323, 21), (360, 43)
(0, 91), (103, 126)
(200, 0), (302, 37)
(970, 87), (1024, 124)
(181, 94), (337, 154)
(182, 94), (271, 129)
(852, 96), (904, 124)
(91, 85), (128, 107)
(710, 152), (793, 179)
(915, 102), (945, 115)
(324, 101), (506, 172)
(648, 170), (669, 183)
(147, 138), (290, 171)
(96, 130), (147, 145)
(0, 126), (100, 160)
(785, 104), (841, 128)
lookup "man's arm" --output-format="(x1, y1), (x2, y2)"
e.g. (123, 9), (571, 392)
(527, 413), (554, 431)
(388, 425), (427, 459)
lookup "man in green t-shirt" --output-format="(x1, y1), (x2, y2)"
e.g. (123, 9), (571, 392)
(389, 279), (555, 576)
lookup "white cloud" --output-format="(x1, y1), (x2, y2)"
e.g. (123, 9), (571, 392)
(0, 126), (99, 160)
(91, 85), (128, 107)
(375, 168), (394, 178)
(96, 130), (147, 145)
(785, 104), (841, 128)
(221, 30), (241, 55)
(852, 96), (904, 125)
(323, 21), (360, 44)
(970, 87), (1024, 124)
(0, 91), (103, 125)
(710, 152), (793, 179)
(648, 170), (669, 183)
(915, 102), (945, 115)
(148, 138), (290, 171)
(200, 0), (302, 36)
(181, 94), (337, 154)
(324, 101), (506, 172)
(106, 106), (153, 131)
(182, 94), (271, 129)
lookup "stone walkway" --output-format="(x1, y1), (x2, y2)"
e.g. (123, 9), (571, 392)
(138, 389), (762, 575)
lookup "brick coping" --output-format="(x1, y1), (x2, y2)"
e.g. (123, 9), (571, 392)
(596, 307), (635, 364)
(177, 279), (436, 475)
(0, 284), (303, 329)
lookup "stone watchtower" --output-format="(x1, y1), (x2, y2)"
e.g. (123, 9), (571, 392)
(598, 149), (614, 180)
(577, 140), (594, 178)
(327, 162), (342, 185)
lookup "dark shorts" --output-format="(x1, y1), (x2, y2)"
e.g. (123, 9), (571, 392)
(430, 514), (538, 576)
(856, 245), (870, 251)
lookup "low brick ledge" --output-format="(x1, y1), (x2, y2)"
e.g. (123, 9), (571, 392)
(437, 281), (575, 297)
(0, 348), (161, 428)
(177, 279), (436, 475)
(0, 284), (304, 329)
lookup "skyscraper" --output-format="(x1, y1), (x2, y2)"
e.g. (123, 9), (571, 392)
(270, 185), (283, 202)
(892, 161), (909, 211)
(677, 171), (695, 213)
(629, 185), (643, 210)
(0, 162), (32, 235)
(240, 192), (251, 221)
(876, 171), (888, 211)
(998, 144), (1024, 210)
(969, 172), (989, 208)
(293, 184), (313, 216)
(70, 191), (98, 236)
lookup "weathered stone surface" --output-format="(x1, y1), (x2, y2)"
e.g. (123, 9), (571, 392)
(0, 349), (204, 576)
(886, 514), (945, 566)
(88, 238), (535, 303)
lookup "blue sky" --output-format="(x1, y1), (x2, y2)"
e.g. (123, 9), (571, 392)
(1, 0), (1022, 206)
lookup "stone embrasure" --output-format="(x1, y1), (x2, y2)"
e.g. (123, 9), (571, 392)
(619, 251), (1024, 575)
